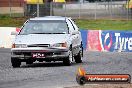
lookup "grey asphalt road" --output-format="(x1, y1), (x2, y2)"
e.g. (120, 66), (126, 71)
(0, 48), (132, 88)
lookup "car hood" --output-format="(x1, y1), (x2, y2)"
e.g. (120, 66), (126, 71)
(14, 34), (70, 45)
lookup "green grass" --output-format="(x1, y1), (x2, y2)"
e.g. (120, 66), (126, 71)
(0, 16), (132, 30)
(0, 16), (27, 27)
(75, 19), (132, 30)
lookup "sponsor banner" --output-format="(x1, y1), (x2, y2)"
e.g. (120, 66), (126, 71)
(0, 28), (131, 51)
(0, 27), (16, 48)
(101, 30), (132, 52)
(87, 30), (102, 51)
(80, 30), (88, 50)
(86, 30), (132, 52)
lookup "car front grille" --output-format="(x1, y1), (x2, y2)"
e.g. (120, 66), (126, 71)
(13, 52), (53, 56)
(28, 44), (50, 47)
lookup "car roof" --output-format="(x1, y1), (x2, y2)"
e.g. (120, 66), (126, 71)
(29, 16), (69, 21)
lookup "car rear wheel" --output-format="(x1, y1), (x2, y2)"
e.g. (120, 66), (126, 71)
(11, 57), (21, 68)
(63, 49), (73, 66)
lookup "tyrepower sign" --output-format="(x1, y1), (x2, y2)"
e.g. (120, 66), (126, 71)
(101, 31), (132, 52)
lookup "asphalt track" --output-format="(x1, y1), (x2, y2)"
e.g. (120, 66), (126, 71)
(0, 48), (132, 88)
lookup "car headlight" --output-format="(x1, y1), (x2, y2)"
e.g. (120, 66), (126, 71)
(51, 42), (67, 48)
(12, 44), (27, 48)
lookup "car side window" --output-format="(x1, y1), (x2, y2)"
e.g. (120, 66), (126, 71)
(66, 19), (75, 33)
(68, 19), (76, 30)
(69, 19), (79, 31)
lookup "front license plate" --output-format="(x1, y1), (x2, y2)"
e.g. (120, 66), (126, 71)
(32, 53), (45, 58)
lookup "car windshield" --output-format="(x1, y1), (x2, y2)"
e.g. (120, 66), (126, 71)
(19, 20), (69, 35)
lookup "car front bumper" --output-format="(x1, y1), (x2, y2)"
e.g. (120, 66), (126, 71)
(11, 47), (69, 61)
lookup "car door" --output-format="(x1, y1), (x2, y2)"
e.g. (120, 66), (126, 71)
(66, 18), (80, 55)
(69, 18), (82, 47)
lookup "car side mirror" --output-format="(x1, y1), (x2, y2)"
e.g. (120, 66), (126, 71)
(11, 31), (18, 35)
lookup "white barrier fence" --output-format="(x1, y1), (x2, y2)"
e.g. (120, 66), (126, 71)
(0, 27), (16, 48)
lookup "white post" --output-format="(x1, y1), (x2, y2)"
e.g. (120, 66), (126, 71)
(50, 2), (52, 16)
(110, 0), (112, 19)
(37, 0), (39, 17)
(127, 0), (130, 20)
(94, 1), (97, 20)
(79, 2), (81, 19)
(9, 0), (12, 17)
(64, 2), (66, 17)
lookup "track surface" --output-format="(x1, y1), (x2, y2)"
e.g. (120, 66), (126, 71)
(0, 49), (132, 88)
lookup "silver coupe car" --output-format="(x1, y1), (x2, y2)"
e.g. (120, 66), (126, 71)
(11, 16), (83, 67)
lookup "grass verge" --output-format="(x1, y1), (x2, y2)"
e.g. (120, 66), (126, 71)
(75, 19), (132, 30)
(0, 16), (132, 30)
(0, 17), (27, 27)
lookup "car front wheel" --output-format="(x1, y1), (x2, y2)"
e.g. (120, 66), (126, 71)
(74, 51), (82, 63)
(26, 58), (33, 65)
(74, 44), (83, 63)
(11, 57), (21, 68)
(63, 49), (73, 66)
